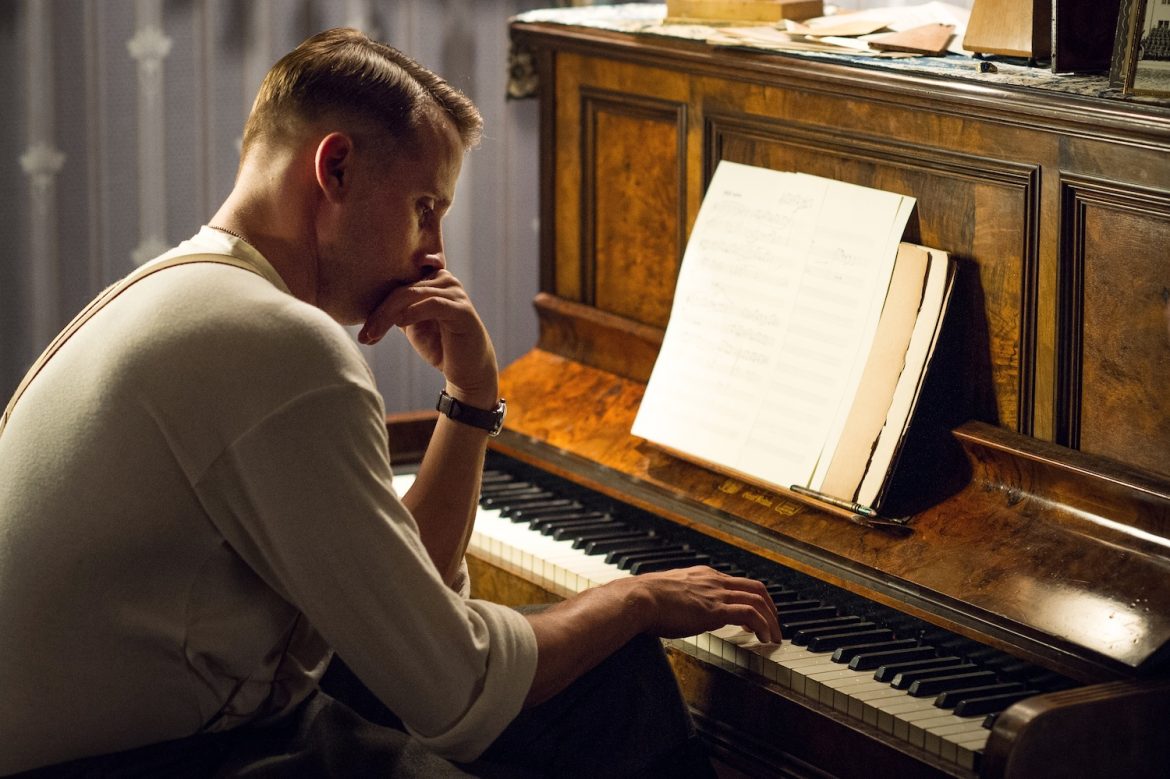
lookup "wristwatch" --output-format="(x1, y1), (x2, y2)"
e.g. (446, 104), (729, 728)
(436, 390), (506, 437)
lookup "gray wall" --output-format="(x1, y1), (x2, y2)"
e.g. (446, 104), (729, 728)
(1, 0), (544, 413)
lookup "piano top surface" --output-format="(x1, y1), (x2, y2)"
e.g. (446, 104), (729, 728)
(492, 348), (1170, 684)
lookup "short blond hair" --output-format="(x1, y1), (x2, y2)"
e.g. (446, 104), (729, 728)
(241, 28), (482, 156)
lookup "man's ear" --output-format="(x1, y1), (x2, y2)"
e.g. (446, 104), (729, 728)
(315, 132), (353, 202)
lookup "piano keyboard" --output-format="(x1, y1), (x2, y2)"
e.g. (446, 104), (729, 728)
(393, 454), (1074, 774)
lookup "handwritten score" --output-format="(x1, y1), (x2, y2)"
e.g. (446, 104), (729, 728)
(633, 161), (915, 493)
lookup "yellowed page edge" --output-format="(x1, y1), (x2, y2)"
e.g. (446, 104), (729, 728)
(818, 242), (930, 501)
(856, 248), (955, 508)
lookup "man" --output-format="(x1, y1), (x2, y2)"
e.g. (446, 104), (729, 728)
(0, 28), (780, 776)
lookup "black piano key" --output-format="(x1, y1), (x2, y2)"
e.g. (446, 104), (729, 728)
(529, 509), (610, 523)
(1022, 670), (1075, 693)
(907, 670), (998, 697)
(501, 499), (581, 518)
(956, 690), (1039, 718)
(612, 546), (691, 569)
(994, 660), (1039, 681)
(482, 494), (556, 512)
(764, 586), (803, 603)
(478, 474), (529, 487)
(807, 629), (894, 653)
(883, 615), (930, 636)
(550, 521), (619, 541)
(535, 514), (613, 533)
(891, 662), (977, 690)
(580, 528), (655, 552)
(792, 620), (878, 645)
(874, 656), (963, 683)
(848, 644), (937, 671)
(478, 477), (517, 492)
(788, 616), (864, 645)
(934, 682), (1025, 709)
(832, 637), (919, 664)
(584, 534), (656, 555)
(932, 633), (980, 650)
(630, 554), (713, 574)
(774, 598), (821, 611)
(534, 515), (613, 534)
(571, 529), (642, 549)
(779, 607), (839, 630)
(511, 504), (594, 523)
(479, 483), (541, 499)
(487, 493), (560, 510)
(605, 543), (684, 566)
(961, 646), (1004, 665)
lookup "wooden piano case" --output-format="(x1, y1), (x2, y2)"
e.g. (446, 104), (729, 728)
(395, 12), (1170, 779)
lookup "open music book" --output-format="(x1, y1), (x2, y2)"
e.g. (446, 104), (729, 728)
(632, 161), (955, 514)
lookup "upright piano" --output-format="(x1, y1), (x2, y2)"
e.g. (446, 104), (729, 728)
(391, 9), (1170, 777)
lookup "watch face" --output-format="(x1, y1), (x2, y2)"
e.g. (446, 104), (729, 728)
(491, 399), (507, 436)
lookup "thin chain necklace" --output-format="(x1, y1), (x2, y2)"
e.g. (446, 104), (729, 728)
(207, 224), (252, 246)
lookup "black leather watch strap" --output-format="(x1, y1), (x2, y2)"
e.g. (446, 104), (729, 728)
(436, 390), (506, 437)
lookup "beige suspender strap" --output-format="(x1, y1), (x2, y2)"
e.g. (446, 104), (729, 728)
(1, 254), (261, 436)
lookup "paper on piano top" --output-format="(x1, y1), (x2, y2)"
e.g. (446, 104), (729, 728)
(632, 161), (915, 499)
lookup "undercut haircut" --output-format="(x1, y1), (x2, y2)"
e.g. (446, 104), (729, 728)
(241, 27), (482, 157)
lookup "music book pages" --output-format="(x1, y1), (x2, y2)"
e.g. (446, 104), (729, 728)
(822, 242), (955, 507)
(632, 161), (953, 513)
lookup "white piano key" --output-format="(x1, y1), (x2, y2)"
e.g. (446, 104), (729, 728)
(806, 665), (871, 707)
(875, 696), (940, 735)
(825, 674), (890, 715)
(923, 716), (986, 758)
(953, 729), (991, 770)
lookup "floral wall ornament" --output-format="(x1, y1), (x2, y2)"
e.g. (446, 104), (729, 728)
(127, 24), (173, 95)
(127, 0), (172, 266)
(21, 0), (64, 351)
(20, 142), (66, 208)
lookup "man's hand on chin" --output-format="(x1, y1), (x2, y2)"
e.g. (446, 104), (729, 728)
(357, 270), (498, 405)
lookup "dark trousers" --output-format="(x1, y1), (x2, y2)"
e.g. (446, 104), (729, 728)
(11, 634), (714, 778)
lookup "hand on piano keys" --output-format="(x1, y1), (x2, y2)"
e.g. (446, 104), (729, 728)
(393, 454), (1078, 774)
(608, 565), (783, 645)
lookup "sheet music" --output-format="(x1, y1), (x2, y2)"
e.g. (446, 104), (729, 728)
(633, 161), (914, 492)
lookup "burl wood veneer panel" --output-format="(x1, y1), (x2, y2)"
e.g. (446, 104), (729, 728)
(553, 54), (690, 313)
(584, 88), (686, 328)
(1059, 176), (1170, 479)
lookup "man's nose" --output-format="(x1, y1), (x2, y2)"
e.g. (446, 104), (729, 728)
(421, 251), (446, 275)
(419, 230), (446, 273)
